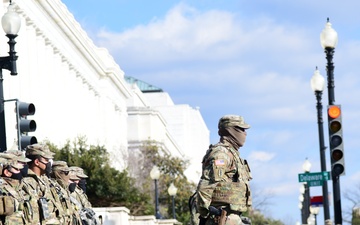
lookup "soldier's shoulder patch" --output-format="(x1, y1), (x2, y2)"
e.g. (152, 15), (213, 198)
(214, 159), (225, 166)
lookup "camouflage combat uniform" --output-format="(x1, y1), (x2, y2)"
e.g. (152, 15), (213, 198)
(23, 144), (62, 225)
(0, 153), (32, 225)
(68, 167), (91, 209)
(196, 115), (252, 225)
(51, 161), (81, 225)
(68, 167), (99, 225)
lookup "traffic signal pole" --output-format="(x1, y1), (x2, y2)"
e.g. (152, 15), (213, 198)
(0, 70), (7, 152)
(325, 46), (343, 224)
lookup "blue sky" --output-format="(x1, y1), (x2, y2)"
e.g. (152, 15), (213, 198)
(61, 0), (360, 224)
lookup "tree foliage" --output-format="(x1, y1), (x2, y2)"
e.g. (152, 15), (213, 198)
(46, 137), (195, 224)
(248, 211), (284, 225)
(127, 140), (196, 224)
(343, 182), (360, 224)
(46, 137), (153, 215)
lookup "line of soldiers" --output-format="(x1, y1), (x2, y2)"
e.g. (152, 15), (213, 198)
(0, 143), (99, 225)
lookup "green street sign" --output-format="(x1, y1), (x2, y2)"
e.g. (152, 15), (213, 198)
(298, 171), (331, 183)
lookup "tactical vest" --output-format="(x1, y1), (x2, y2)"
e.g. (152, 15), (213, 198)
(209, 144), (252, 212)
(0, 180), (27, 224)
(48, 179), (76, 225)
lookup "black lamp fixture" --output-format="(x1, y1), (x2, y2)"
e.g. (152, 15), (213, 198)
(302, 159), (311, 223)
(150, 165), (162, 219)
(0, 0), (22, 152)
(167, 183), (178, 219)
(310, 67), (330, 221)
(320, 18), (343, 224)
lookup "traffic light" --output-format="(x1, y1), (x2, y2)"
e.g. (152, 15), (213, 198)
(328, 105), (345, 176)
(16, 101), (37, 149)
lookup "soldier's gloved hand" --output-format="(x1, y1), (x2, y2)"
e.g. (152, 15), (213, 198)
(199, 216), (207, 225)
(241, 216), (252, 224)
(208, 206), (221, 216)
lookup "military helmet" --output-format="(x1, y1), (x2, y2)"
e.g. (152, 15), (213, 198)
(218, 114), (250, 129)
(0, 153), (24, 170)
(6, 149), (31, 163)
(69, 166), (88, 178)
(52, 160), (69, 172)
(25, 143), (55, 159)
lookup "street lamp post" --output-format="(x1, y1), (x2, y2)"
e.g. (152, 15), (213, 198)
(320, 18), (342, 224)
(0, 1), (22, 152)
(310, 206), (320, 225)
(307, 214), (316, 225)
(302, 159), (311, 223)
(310, 67), (330, 221)
(150, 165), (162, 219)
(167, 183), (178, 219)
(299, 184), (306, 224)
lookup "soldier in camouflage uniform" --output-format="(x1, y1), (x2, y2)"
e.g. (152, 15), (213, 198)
(50, 161), (82, 225)
(23, 144), (63, 225)
(69, 167), (99, 225)
(67, 170), (82, 211)
(68, 167), (91, 208)
(5, 150), (31, 178)
(0, 153), (30, 224)
(196, 115), (252, 225)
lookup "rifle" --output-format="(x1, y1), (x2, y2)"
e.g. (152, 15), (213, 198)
(209, 206), (227, 225)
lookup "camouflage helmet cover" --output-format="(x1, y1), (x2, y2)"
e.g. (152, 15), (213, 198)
(52, 160), (69, 172)
(6, 149), (31, 163)
(69, 166), (88, 178)
(0, 153), (24, 170)
(25, 144), (55, 159)
(218, 114), (250, 129)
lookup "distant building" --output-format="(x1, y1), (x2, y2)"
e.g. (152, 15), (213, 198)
(125, 76), (209, 182)
(1, 0), (209, 182)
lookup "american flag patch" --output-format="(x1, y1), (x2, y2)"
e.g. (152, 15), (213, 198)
(215, 159), (225, 166)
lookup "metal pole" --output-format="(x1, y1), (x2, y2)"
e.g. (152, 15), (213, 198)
(0, 69), (6, 152)
(172, 195), (176, 219)
(155, 179), (161, 219)
(301, 198), (307, 224)
(325, 46), (342, 224)
(315, 90), (330, 220)
(325, 47), (335, 106)
(305, 183), (311, 222)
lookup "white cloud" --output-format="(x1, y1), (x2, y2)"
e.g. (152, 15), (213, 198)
(75, 2), (360, 223)
(248, 151), (275, 162)
(95, 2), (313, 68)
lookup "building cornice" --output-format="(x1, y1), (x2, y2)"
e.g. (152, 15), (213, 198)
(15, 0), (132, 100)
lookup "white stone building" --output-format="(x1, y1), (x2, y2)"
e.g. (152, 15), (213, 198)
(1, 0), (209, 182)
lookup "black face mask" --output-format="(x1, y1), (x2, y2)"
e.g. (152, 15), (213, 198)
(10, 172), (23, 181)
(69, 183), (77, 193)
(20, 164), (29, 177)
(45, 162), (52, 177)
(39, 161), (52, 177)
(78, 179), (87, 193)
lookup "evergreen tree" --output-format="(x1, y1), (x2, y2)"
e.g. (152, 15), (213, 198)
(46, 137), (153, 215)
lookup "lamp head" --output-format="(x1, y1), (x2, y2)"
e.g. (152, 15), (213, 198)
(302, 158), (311, 172)
(167, 183), (178, 196)
(150, 165), (160, 180)
(1, 1), (21, 35)
(310, 67), (325, 92)
(320, 18), (338, 49)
